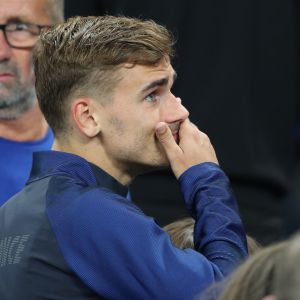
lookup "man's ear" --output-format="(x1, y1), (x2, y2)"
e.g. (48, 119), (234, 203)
(71, 98), (101, 137)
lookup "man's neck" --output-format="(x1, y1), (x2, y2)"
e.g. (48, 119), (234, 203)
(0, 103), (49, 142)
(53, 138), (134, 186)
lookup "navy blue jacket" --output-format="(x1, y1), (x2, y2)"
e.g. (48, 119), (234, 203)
(0, 151), (247, 299)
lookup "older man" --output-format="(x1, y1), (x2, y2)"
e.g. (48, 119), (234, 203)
(0, 0), (64, 205)
(0, 15), (247, 299)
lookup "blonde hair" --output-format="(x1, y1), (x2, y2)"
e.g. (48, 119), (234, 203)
(273, 232), (300, 300)
(164, 217), (261, 255)
(217, 242), (285, 300)
(164, 217), (194, 249)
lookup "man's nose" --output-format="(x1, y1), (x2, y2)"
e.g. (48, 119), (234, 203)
(0, 30), (12, 61)
(162, 94), (190, 123)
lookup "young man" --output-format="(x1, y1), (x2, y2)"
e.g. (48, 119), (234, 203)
(0, 16), (247, 299)
(0, 0), (64, 205)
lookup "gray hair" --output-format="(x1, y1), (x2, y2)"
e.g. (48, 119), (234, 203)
(45, 0), (65, 23)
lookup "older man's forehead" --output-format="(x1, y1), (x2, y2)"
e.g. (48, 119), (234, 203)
(0, 0), (51, 24)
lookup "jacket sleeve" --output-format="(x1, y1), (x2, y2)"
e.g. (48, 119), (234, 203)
(179, 162), (247, 276)
(46, 162), (247, 300)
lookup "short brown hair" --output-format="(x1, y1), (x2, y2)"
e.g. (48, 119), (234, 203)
(33, 15), (174, 137)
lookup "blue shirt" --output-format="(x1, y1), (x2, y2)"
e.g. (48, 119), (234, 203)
(0, 150), (247, 299)
(0, 128), (53, 206)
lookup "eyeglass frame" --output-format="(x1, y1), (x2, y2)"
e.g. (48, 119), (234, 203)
(0, 22), (49, 49)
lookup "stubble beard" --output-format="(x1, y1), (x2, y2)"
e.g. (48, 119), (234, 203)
(0, 66), (36, 120)
(107, 116), (171, 177)
(129, 138), (170, 176)
(114, 135), (170, 177)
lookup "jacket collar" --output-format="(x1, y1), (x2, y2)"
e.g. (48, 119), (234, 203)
(28, 150), (129, 197)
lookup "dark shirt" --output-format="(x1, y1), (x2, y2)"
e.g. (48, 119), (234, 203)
(0, 150), (247, 299)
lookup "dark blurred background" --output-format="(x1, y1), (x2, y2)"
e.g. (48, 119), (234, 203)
(64, 0), (300, 245)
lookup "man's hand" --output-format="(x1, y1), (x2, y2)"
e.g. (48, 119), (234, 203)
(155, 119), (219, 178)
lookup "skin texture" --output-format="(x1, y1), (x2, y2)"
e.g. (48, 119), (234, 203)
(0, 0), (51, 140)
(97, 60), (189, 178)
(56, 58), (219, 185)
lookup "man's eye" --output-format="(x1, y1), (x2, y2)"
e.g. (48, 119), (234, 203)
(16, 23), (28, 30)
(15, 23), (29, 31)
(145, 93), (157, 103)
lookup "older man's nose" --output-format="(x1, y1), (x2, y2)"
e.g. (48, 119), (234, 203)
(0, 30), (12, 61)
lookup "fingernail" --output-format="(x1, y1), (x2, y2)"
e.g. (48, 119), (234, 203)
(156, 124), (166, 134)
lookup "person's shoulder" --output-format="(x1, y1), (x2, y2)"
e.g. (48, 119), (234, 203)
(46, 182), (131, 216)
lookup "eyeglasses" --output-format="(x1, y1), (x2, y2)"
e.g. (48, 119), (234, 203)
(0, 22), (48, 49)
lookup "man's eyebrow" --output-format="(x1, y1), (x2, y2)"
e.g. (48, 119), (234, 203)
(7, 17), (28, 23)
(140, 72), (177, 95)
